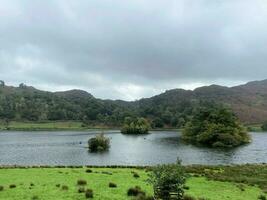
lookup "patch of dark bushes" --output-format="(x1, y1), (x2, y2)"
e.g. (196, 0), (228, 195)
(61, 185), (69, 190)
(56, 184), (60, 188)
(77, 179), (87, 186)
(133, 172), (140, 178)
(109, 182), (117, 188)
(85, 189), (93, 198)
(88, 133), (110, 152)
(183, 185), (190, 190)
(32, 195), (39, 200)
(78, 187), (85, 193)
(0, 186), (4, 191)
(9, 184), (16, 189)
(127, 186), (146, 197)
(183, 195), (196, 200)
(86, 169), (93, 173)
(258, 195), (267, 200)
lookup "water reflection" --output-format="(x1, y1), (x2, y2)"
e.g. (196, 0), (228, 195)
(0, 130), (266, 166)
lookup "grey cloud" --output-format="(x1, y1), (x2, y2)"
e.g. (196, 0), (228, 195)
(0, 0), (267, 100)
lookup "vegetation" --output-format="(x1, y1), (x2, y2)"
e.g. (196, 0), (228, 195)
(148, 160), (187, 200)
(2, 79), (267, 129)
(0, 166), (265, 200)
(121, 117), (150, 134)
(262, 121), (267, 131)
(182, 103), (250, 148)
(88, 133), (110, 152)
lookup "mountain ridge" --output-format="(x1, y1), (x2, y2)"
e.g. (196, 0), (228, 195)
(0, 79), (267, 125)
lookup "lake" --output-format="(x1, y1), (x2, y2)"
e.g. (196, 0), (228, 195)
(0, 131), (266, 166)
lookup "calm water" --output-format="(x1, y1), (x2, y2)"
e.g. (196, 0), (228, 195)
(0, 131), (266, 166)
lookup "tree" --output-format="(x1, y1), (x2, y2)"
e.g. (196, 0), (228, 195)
(0, 80), (5, 87)
(148, 160), (187, 200)
(88, 133), (110, 152)
(262, 121), (267, 131)
(182, 103), (250, 148)
(121, 117), (150, 134)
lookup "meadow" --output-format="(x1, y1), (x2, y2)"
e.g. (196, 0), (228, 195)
(0, 165), (266, 200)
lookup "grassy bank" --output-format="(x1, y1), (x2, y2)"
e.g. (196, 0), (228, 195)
(0, 165), (266, 200)
(0, 121), (119, 131)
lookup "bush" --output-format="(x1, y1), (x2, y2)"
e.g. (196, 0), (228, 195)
(86, 169), (93, 173)
(77, 179), (87, 186)
(133, 172), (140, 178)
(0, 186), (3, 191)
(183, 195), (196, 200)
(182, 103), (250, 148)
(9, 184), (16, 189)
(262, 122), (267, 131)
(32, 196), (39, 200)
(121, 117), (150, 134)
(88, 133), (110, 152)
(148, 160), (187, 200)
(85, 189), (93, 198)
(127, 186), (146, 197)
(109, 182), (117, 188)
(258, 195), (267, 200)
(61, 185), (69, 190)
(78, 187), (85, 193)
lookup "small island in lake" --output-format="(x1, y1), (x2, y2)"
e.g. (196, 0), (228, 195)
(121, 117), (150, 134)
(182, 103), (250, 148)
(88, 133), (110, 152)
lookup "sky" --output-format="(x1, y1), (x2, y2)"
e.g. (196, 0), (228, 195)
(0, 0), (267, 100)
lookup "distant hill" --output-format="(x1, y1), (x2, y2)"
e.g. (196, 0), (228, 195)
(1, 79), (267, 126)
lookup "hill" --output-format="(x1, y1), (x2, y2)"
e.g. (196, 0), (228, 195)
(1, 79), (267, 126)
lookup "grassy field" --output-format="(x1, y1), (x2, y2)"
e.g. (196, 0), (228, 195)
(0, 166), (266, 200)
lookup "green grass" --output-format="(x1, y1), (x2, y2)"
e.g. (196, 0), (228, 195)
(0, 121), (85, 131)
(0, 168), (152, 200)
(186, 164), (267, 192)
(0, 166), (266, 200)
(186, 177), (263, 200)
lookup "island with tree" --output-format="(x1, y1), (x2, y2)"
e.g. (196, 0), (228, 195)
(182, 103), (250, 148)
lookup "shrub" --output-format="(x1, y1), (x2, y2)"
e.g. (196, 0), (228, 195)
(0, 186), (3, 191)
(56, 184), (60, 188)
(86, 169), (93, 173)
(133, 172), (140, 178)
(183, 195), (196, 200)
(182, 103), (250, 148)
(32, 195), (39, 200)
(109, 182), (117, 188)
(127, 186), (146, 196)
(148, 160), (186, 200)
(88, 133), (110, 152)
(262, 122), (267, 131)
(85, 189), (93, 198)
(121, 117), (150, 134)
(183, 185), (190, 190)
(77, 179), (87, 186)
(258, 195), (267, 200)
(9, 184), (16, 189)
(78, 187), (85, 193)
(61, 185), (69, 190)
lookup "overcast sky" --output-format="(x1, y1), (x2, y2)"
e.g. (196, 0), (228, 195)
(0, 0), (267, 100)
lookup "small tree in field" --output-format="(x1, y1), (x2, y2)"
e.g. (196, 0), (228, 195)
(148, 160), (186, 200)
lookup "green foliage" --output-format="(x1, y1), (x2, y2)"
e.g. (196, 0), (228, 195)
(148, 160), (187, 200)
(261, 122), (267, 131)
(121, 117), (150, 134)
(88, 133), (110, 152)
(182, 103), (250, 148)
